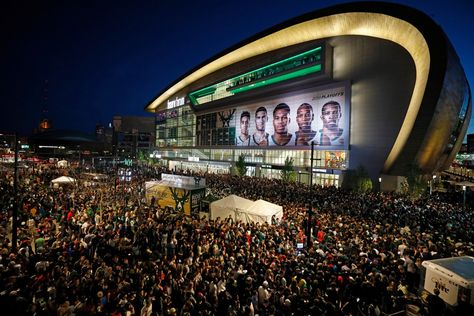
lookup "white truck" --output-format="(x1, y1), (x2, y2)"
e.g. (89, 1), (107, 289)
(422, 256), (474, 306)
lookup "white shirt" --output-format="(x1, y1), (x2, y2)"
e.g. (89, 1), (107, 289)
(236, 135), (251, 146)
(269, 134), (294, 146)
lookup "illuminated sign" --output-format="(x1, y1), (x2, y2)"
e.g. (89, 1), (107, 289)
(196, 83), (350, 149)
(313, 168), (327, 173)
(161, 173), (206, 186)
(156, 109), (178, 123)
(167, 96), (185, 109)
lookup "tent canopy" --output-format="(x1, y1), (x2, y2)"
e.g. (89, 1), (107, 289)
(246, 199), (283, 224)
(210, 195), (282, 224)
(51, 176), (76, 184)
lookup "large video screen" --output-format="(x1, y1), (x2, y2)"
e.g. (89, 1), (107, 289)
(196, 83), (350, 149)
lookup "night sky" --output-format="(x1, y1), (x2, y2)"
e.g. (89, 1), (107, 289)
(1, 0), (473, 137)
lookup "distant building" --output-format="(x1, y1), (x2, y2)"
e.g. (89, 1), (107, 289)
(112, 116), (155, 158)
(95, 123), (114, 154)
(0, 133), (29, 162)
(29, 129), (106, 159)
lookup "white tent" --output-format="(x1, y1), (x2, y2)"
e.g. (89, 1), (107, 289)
(51, 176), (76, 184)
(210, 195), (283, 224)
(246, 199), (283, 224)
(210, 195), (254, 222)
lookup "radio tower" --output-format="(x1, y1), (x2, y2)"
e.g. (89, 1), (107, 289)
(38, 79), (52, 131)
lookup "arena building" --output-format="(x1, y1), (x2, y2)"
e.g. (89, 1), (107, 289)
(145, 1), (471, 190)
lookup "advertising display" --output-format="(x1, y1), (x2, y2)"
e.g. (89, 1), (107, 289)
(145, 176), (206, 217)
(325, 151), (347, 169)
(196, 83), (350, 149)
(145, 182), (191, 214)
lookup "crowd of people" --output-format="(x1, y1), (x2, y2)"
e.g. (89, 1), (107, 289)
(0, 163), (473, 315)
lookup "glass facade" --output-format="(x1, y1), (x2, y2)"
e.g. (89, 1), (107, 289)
(155, 44), (346, 187)
(189, 46), (324, 106)
(154, 146), (347, 187)
(156, 106), (196, 148)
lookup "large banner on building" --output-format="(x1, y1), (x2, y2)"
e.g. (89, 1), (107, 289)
(195, 83), (350, 149)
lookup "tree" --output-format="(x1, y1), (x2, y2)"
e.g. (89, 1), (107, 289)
(354, 165), (373, 193)
(341, 165), (372, 192)
(137, 150), (153, 165)
(403, 163), (426, 199)
(235, 154), (247, 176)
(281, 157), (297, 182)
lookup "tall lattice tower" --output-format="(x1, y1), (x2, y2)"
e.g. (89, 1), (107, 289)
(38, 79), (52, 131)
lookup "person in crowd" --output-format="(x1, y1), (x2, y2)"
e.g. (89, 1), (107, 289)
(427, 288), (446, 316)
(0, 162), (473, 315)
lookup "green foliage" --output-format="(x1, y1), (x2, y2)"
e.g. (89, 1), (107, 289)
(235, 154), (248, 176)
(137, 151), (146, 161)
(354, 165), (373, 193)
(342, 165), (373, 192)
(402, 163), (426, 199)
(137, 150), (154, 165)
(281, 157), (297, 183)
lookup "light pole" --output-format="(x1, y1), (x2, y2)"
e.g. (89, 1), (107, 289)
(12, 133), (19, 252)
(307, 141), (314, 248)
(463, 185), (467, 205)
(429, 175), (437, 195)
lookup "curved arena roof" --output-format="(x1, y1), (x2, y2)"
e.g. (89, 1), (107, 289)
(145, 1), (470, 174)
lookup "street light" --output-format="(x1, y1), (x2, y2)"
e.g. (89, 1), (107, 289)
(463, 185), (467, 205)
(12, 133), (19, 252)
(430, 175), (437, 195)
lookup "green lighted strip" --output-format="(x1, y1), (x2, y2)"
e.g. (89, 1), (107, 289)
(228, 64), (322, 94)
(233, 46), (322, 83)
(189, 86), (216, 105)
(189, 46), (323, 106)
